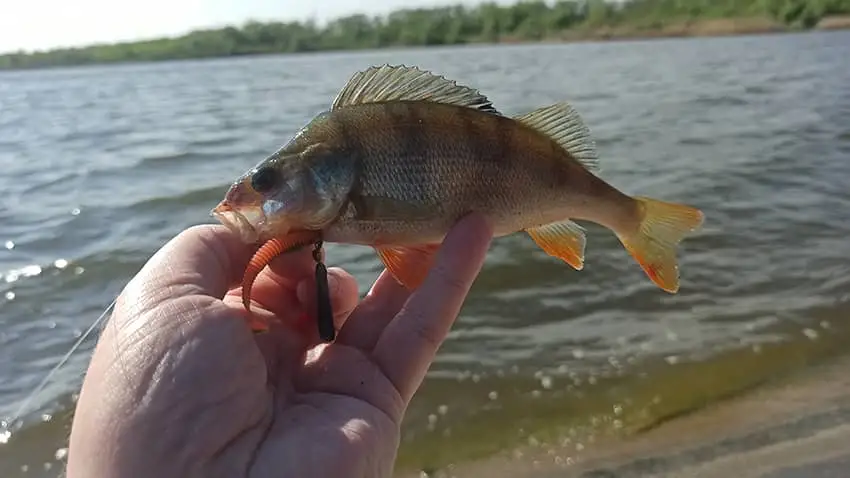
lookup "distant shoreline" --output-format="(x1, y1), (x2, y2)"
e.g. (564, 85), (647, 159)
(1, 15), (848, 72)
(536, 15), (850, 42)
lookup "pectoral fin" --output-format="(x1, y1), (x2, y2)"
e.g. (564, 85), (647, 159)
(374, 244), (441, 290)
(526, 219), (587, 270)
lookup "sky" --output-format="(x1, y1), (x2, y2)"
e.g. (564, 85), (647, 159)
(0, 0), (514, 54)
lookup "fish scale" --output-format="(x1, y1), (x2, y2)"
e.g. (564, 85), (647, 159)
(328, 102), (565, 239)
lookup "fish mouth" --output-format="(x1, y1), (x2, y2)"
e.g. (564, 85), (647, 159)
(211, 201), (264, 244)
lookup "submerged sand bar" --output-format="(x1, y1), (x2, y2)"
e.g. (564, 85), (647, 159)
(401, 352), (850, 477)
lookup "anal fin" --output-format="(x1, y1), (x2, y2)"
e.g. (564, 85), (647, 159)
(374, 244), (441, 290)
(526, 219), (587, 270)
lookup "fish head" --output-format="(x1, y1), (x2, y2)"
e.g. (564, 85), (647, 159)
(212, 140), (355, 244)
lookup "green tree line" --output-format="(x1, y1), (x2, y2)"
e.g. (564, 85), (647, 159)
(1, 0), (848, 70)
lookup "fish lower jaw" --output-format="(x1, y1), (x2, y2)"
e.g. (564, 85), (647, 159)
(211, 205), (263, 244)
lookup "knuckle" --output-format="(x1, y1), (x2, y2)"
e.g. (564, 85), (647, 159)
(409, 313), (445, 352)
(413, 323), (443, 350)
(430, 260), (469, 294)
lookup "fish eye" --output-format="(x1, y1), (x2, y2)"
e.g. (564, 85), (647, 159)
(250, 166), (278, 193)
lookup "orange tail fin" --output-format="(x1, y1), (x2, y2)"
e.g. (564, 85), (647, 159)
(617, 197), (704, 293)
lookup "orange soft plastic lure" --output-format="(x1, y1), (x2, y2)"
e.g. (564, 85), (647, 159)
(241, 231), (320, 320)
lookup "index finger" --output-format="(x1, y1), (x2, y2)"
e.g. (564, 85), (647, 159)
(370, 213), (493, 403)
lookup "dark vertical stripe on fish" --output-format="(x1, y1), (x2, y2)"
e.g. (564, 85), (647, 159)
(456, 106), (485, 210)
(498, 114), (527, 198)
(404, 102), (429, 204)
(550, 134), (571, 188)
(392, 102), (421, 166)
(335, 113), (357, 159)
(375, 102), (424, 203)
(457, 106), (479, 150)
(496, 115), (514, 167)
(398, 102), (442, 208)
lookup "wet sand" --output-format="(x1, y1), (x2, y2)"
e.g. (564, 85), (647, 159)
(672, 426), (850, 478)
(401, 353), (850, 477)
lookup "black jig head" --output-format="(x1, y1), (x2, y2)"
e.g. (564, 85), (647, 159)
(312, 240), (335, 342)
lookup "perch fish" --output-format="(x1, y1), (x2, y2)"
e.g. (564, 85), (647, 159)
(212, 65), (705, 321)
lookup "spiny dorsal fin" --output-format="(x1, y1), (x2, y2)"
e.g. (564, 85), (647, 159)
(513, 102), (599, 173)
(331, 64), (500, 115)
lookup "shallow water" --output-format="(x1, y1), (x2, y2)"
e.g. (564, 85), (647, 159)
(1, 31), (849, 476)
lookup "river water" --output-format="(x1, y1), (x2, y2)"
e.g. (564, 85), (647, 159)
(1, 31), (849, 477)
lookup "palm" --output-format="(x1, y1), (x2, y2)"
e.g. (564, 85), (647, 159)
(212, 301), (403, 477)
(67, 219), (491, 478)
(250, 339), (401, 477)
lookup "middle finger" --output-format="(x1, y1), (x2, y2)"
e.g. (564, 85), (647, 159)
(334, 269), (412, 350)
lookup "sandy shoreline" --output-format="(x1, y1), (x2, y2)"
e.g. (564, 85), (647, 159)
(398, 352), (850, 477)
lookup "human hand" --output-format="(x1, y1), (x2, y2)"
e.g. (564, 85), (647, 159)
(66, 213), (493, 478)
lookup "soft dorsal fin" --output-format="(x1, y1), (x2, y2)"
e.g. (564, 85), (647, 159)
(331, 64), (500, 115)
(513, 102), (600, 173)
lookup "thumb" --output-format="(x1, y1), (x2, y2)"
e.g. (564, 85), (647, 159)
(131, 224), (256, 301)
